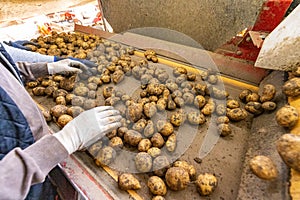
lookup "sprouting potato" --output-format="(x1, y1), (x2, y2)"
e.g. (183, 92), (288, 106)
(260, 84), (276, 102)
(165, 167), (190, 191)
(196, 173), (218, 196)
(276, 133), (300, 172)
(249, 155), (278, 180)
(276, 105), (299, 128)
(157, 120), (174, 137)
(95, 146), (116, 166)
(165, 133), (177, 152)
(135, 152), (153, 172)
(118, 173), (141, 190)
(147, 176), (167, 196)
(153, 156), (170, 176)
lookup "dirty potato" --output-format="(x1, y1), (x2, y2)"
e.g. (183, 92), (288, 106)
(245, 92), (260, 103)
(74, 86), (89, 97)
(135, 152), (153, 173)
(57, 114), (73, 128)
(260, 84), (276, 102)
(144, 121), (156, 138)
(276, 133), (300, 172)
(144, 102), (157, 118)
(50, 105), (68, 118)
(124, 130), (143, 146)
(227, 108), (248, 122)
(245, 102), (264, 115)
(118, 173), (141, 190)
(157, 120), (174, 137)
(56, 96), (66, 105)
(112, 70), (125, 84)
(165, 167), (190, 191)
(216, 116), (230, 124)
(262, 101), (277, 111)
(109, 136), (124, 149)
(95, 146), (116, 166)
(170, 110), (186, 127)
(282, 77), (300, 97)
(151, 133), (165, 148)
(276, 105), (299, 128)
(173, 66), (187, 77)
(194, 95), (206, 109)
(147, 147), (162, 158)
(239, 89), (252, 102)
(32, 86), (45, 96)
(201, 102), (215, 116)
(126, 102), (143, 122)
(187, 111), (206, 125)
(249, 155), (278, 180)
(156, 98), (167, 111)
(226, 99), (240, 109)
(147, 176), (167, 196)
(67, 106), (84, 117)
(218, 123), (232, 137)
(196, 173), (218, 196)
(138, 138), (152, 152)
(153, 156), (170, 176)
(165, 133), (177, 152)
(173, 160), (196, 181)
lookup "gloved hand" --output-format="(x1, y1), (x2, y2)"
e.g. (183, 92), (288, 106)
(54, 106), (122, 154)
(47, 59), (90, 75)
(54, 56), (97, 68)
(4, 40), (40, 51)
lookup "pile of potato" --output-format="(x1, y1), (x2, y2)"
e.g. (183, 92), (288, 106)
(27, 31), (269, 198)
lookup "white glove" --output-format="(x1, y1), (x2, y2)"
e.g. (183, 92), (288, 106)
(47, 59), (88, 75)
(54, 106), (122, 154)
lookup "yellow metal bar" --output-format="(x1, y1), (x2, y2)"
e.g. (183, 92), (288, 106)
(288, 97), (300, 200)
(134, 51), (259, 92)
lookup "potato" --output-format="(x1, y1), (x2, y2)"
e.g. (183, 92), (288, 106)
(144, 102), (157, 118)
(282, 77), (300, 97)
(27, 81), (38, 88)
(157, 72), (169, 83)
(138, 138), (152, 152)
(218, 123), (232, 137)
(167, 98), (177, 110)
(216, 116), (230, 124)
(56, 96), (66, 105)
(227, 108), (248, 122)
(147, 83), (163, 96)
(173, 66), (187, 77)
(239, 89), (252, 102)
(182, 92), (194, 105)
(245, 92), (260, 103)
(207, 74), (219, 84)
(156, 98), (167, 111)
(262, 101), (277, 111)
(165, 167), (190, 191)
(87, 141), (103, 157)
(153, 156), (170, 176)
(126, 102), (143, 122)
(152, 196), (165, 200)
(201, 102), (215, 116)
(65, 93), (75, 104)
(100, 74), (111, 83)
(95, 146), (116, 166)
(245, 102), (264, 115)
(71, 96), (85, 107)
(132, 118), (147, 133)
(57, 114), (73, 128)
(83, 99), (97, 110)
(249, 155), (278, 180)
(105, 96), (120, 106)
(50, 105), (68, 118)
(196, 173), (218, 196)
(53, 74), (65, 82)
(135, 152), (153, 172)
(194, 83), (207, 96)
(276, 133), (300, 172)
(194, 95), (206, 109)
(112, 70), (125, 84)
(215, 104), (227, 116)
(52, 87), (68, 99)
(260, 84), (276, 102)
(59, 78), (75, 91)
(276, 105), (299, 128)
(124, 130), (143, 146)
(147, 147), (162, 158)
(67, 106), (84, 117)
(144, 120), (155, 138)
(226, 99), (240, 109)
(117, 127), (128, 138)
(151, 133), (165, 148)
(118, 173), (141, 190)
(173, 160), (196, 181)
(211, 87), (228, 99)
(170, 110), (186, 127)
(187, 72), (196, 81)
(147, 176), (167, 196)
(166, 82), (178, 93)
(157, 120), (174, 137)
(74, 86), (89, 97)
(32, 86), (45, 96)
(165, 133), (177, 152)
(109, 136), (123, 149)
(187, 111), (206, 125)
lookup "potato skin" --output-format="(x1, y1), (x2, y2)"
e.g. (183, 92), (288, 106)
(118, 173), (141, 190)
(249, 155), (278, 180)
(276, 105), (299, 128)
(147, 176), (167, 196)
(135, 152), (153, 173)
(165, 167), (190, 191)
(196, 173), (218, 196)
(282, 77), (300, 97)
(276, 134), (300, 172)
